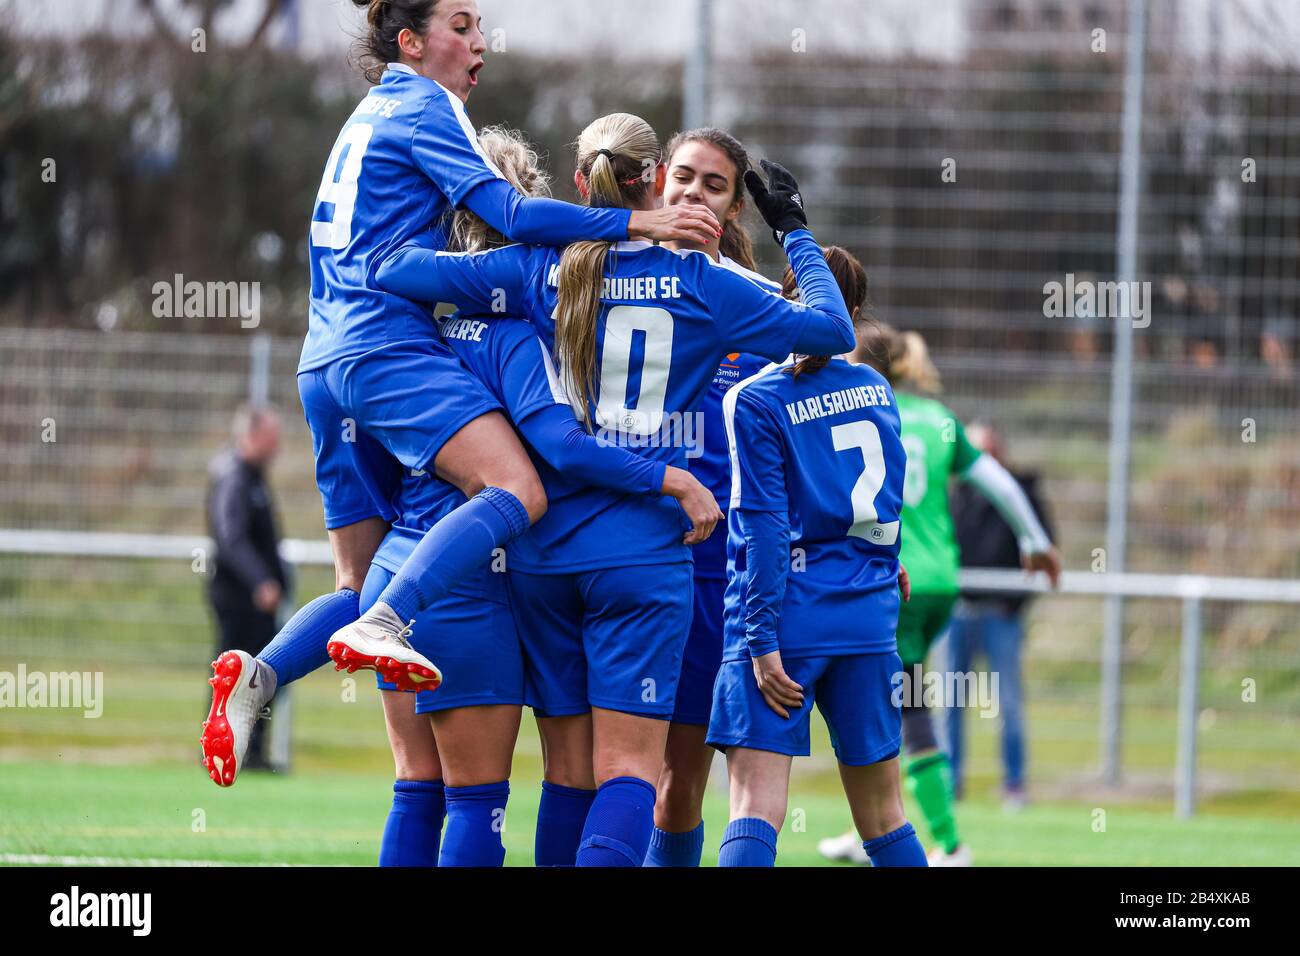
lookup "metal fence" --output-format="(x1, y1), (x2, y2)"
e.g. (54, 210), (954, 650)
(1, 0), (1297, 806)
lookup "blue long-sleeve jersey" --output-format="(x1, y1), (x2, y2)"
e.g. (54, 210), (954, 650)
(373, 312), (664, 588)
(375, 228), (854, 573)
(722, 356), (907, 661)
(685, 258), (778, 580)
(303, 63), (629, 373)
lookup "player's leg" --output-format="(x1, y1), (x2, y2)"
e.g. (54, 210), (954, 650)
(576, 563), (693, 868)
(431, 581), (526, 867)
(897, 593), (969, 865)
(646, 723), (712, 866)
(508, 568), (595, 866)
(201, 373), (400, 787)
(820, 651), (927, 867)
(535, 715), (596, 866)
(718, 746), (791, 867)
(942, 604), (978, 800)
(646, 573), (723, 867)
(708, 655), (821, 867)
(378, 688), (445, 867)
(328, 344), (546, 679)
(983, 607), (1027, 807)
(431, 704), (520, 867)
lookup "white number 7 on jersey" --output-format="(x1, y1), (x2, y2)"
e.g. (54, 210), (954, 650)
(831, 420), (899, 545)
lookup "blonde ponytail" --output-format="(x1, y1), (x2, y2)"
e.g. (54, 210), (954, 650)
(554, 113), (662, 423)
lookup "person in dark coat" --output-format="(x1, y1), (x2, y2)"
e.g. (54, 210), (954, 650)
(205, 405), (287, 770)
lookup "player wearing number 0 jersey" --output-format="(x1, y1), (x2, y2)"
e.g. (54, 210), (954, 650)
(377, 112), (853, 866)
(202, 1), (727, 791)
(643, 126), (775, 868)
(707, 335), (927, 867)
(354, 126), (721, 867)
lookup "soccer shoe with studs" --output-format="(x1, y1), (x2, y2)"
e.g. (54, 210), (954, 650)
(927, 843), (974, 867)
(201, 650), (275, 787)
(817, 830), (871, 865)
(326, 601), (442, 693)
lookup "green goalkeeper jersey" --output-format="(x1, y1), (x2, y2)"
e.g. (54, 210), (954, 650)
(896, 391), (982, 595)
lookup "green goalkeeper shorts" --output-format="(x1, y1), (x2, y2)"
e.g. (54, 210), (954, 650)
(896, 592), (958, 668)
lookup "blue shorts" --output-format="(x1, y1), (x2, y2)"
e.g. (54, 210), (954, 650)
(297, 341), (500, 530)
(707, 651), (903, 766)
(361, 564), (523, 715)
(671, 574), (725, 726)
(508, 562), (693, 719)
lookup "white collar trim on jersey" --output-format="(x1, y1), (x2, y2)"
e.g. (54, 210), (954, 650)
(612, 240), (656, 253)
(386, 62), (417, 75)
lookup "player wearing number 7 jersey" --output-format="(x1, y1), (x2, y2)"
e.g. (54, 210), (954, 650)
(376, 112), (854, 865)
(707, 309), (927, 867)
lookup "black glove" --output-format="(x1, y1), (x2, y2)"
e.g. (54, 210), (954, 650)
(743, 159), (808, 244)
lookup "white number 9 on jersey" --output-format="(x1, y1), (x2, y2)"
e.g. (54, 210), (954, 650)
(311, 123), (373, 251)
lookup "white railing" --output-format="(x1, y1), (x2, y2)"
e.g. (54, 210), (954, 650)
(3, 529), (1298, 818)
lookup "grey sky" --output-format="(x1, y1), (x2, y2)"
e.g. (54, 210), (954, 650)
(4, 0), (1299, 65)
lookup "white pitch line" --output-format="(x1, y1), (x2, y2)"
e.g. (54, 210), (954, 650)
(1, 853), (316, 868)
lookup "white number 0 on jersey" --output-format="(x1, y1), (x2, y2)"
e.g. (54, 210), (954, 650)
(831, 420), (900, 545)
(311, 122), (374, 251)
(593, 305), (674, 435)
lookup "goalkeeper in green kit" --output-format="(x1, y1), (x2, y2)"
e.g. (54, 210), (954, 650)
(819, 326), (1061, 866)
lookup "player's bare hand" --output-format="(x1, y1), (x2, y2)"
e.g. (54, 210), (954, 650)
(1023, 547), (1062, 589)
(663, 466), (724, 544)
(898, 561), (911, 602)
(629, 203), (721, 246)
(751, 650), (804, 718)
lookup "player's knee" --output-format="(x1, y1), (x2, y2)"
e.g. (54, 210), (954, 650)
(510, 475), (547, 525)
(655, 770), (708, 829)
(395, 754), (442, 782)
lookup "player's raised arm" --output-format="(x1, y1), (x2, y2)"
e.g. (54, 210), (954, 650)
(705, 161), (855, 361)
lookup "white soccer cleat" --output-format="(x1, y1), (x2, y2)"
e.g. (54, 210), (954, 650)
(201, 650), (276, 787)
(817, 830), (871, 865)
(326, 601), (442, 693)
(927, 843), (974, 867)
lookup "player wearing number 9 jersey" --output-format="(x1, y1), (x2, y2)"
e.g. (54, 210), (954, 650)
(376, 112), (854, 866)
(706, 290), (927, 867)
(203, 0), (723, 790)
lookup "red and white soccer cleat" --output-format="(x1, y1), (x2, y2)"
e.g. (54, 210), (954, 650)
(201, 650), (275, 787)
(326, 601), (442, 693)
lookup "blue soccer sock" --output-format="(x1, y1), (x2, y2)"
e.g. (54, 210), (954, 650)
(377, 487), (530, 621)
(378, 779), (445, 867)
(257, 588), (359, 686)
(440, 781), (509, 867)
(576, 776), (657, 868)
(536, 781), (596, 866)
(718, 817), (778, 867)
(644, 822), (705, 867)
(864, 821), (929, 867)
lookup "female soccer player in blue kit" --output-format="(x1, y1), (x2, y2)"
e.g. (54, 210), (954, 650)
(375, 111), (855, 866)
(708, 270), (929, 867)
(363, 128), (720, 866)
(201, 0), (720, 787)
(642, 127), (776, 867)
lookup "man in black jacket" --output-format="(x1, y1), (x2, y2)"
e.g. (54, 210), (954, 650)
(945, 423), (1055, 811)
(205, 405), (287, 771)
